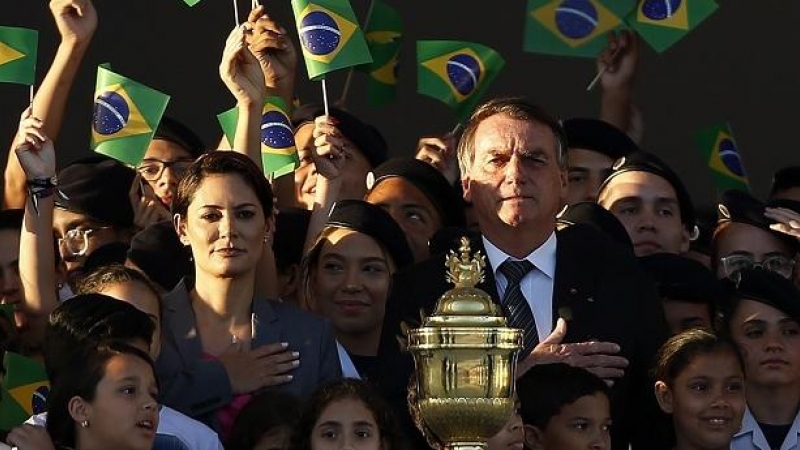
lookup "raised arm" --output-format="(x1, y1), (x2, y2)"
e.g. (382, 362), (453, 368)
(219, 24), (267, 169)
(598, 30), (643, 144)
(15, 109), (59, 346)
(245, 5), (298, 108)
(302, 116), (348, 254)
(4, 0), (97, 209)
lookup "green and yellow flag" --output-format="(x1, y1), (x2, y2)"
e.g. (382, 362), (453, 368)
(360, 0), (402, 106)
(218, 97), (300, 178)
(694, 124), (749, 193)
(626, 0), (719, 53)
(0, 352), (49, 430)
(292, 0), (373, 81)
(91, 65), (171, 166)
(524, 0), (636, 58)
(417, 41), (505, 123)
(0, 26), (38, 85)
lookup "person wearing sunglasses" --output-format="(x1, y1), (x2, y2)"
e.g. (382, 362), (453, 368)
(713, 189), (799, 282)
(138, 117), (205, 208)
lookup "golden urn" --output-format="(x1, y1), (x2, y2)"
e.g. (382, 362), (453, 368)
(407, 237), (523, 450)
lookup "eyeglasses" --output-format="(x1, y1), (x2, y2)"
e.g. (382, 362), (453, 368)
(137, 159), (193, 182)
(57, 227), (113, 257)
(720, 254), (796, 280)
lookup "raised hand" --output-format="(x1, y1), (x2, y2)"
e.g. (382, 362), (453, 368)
(6, 424), (56, 450)
(218, 342), (300, 394)
(246, 5), (297, 100)
(49, 0), (98, 46)
(766, 207), (800, 239)
(598, 30), (640, 92)
(415, 133), (460, 185)
(130, 174), (171, 231)
(220, 24), (268, 106)
(517, 318), (629, 386)
(15, 108), (56, 180)
(311, 115), (349, 180)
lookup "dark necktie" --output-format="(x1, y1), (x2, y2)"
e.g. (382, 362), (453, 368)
(498, 259), (538, 355)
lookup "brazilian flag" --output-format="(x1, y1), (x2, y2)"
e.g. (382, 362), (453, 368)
(417, 41), (505, 123)
(292, 0), (373, 81)
(694, 124), (749, 193)
(0, 26), (38, 85)
(359, 0), (402, 106)
(0, 352), (49, 430)
(218, 96), (300, 179)
(90, 65), (171, 166)
(524, 0), (636, 58)
(626, 0), (719, 53)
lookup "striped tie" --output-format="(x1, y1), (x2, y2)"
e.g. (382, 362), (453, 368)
(498, 259), (538, 355)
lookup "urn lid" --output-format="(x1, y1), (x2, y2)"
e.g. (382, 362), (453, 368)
(423, 237), (508, 328)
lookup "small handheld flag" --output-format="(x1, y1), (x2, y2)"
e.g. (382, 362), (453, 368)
(524, 0), (636, 58)
(626, 0), (719, 53)
(694, 123), (749, 192)
(291, 0), (373, 81)
(0, 26), (38, 86)
(90, 65), (171, 166)
(218, 97), (300, 178)
(417, 40), (505, 123)
(0, 352), (49, 430)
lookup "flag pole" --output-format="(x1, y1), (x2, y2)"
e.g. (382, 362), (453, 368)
(29, 84), (34, 114)
(337, 0), (377, 108)
(585, 66), (606, 91)
(233, 0), (240, 25)
(450, 123), (462, 136)
(322, 78), (330, 117)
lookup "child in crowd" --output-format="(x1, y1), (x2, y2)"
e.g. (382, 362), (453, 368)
(516, 363), (612, 450)
(291, 379), (407, 450)
(653, 328), (745, 450)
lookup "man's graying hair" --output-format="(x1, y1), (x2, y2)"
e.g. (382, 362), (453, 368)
(457, 97), (568, 175)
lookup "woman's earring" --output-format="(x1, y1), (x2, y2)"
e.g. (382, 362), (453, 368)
(81, 420), (90, 428)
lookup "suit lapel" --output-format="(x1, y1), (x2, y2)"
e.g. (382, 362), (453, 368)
(552, 227), (598, 339)
(164, 280), (204, 361)
(252, 298), (282, 347)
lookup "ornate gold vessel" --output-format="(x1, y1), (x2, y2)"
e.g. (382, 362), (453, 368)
(407, 237), (523, 450)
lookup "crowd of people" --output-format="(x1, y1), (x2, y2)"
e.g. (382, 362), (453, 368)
(2, 1), (800, 450)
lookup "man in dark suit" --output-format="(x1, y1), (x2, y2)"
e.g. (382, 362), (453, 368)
(377, 98), (670, 450)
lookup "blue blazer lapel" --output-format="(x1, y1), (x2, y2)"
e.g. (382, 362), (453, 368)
(163, 280), (204, 362)
(252, 298), (282, 347)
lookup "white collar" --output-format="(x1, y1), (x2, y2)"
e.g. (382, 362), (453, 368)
(482, 232), (557, 279)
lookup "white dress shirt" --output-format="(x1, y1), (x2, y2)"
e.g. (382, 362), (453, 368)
(482, 232), (557, 342)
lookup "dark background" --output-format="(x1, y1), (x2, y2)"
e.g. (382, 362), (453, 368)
(3, 1), (799, 210)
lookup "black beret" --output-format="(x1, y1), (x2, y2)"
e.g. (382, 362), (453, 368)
(557, 201), (632, 249)
(599, 151), (696, 230)
(55, 156), (136, 228)
(639, 253), (721, 304)
(563, 118), (639, 160)
(771, 165), (800, 195)
(274, 208), (311, 271)
(326, 199), (414, 270)
(126, 221), (191, 291)
(291, 104), (387, 168)
(367, 157), (466, 227)
(723, 266), (800, 322)
(718, 189), (800, 252)
(154, 116), (205, 159)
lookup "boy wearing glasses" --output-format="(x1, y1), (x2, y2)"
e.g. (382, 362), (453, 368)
(714, 189), (798, 281)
